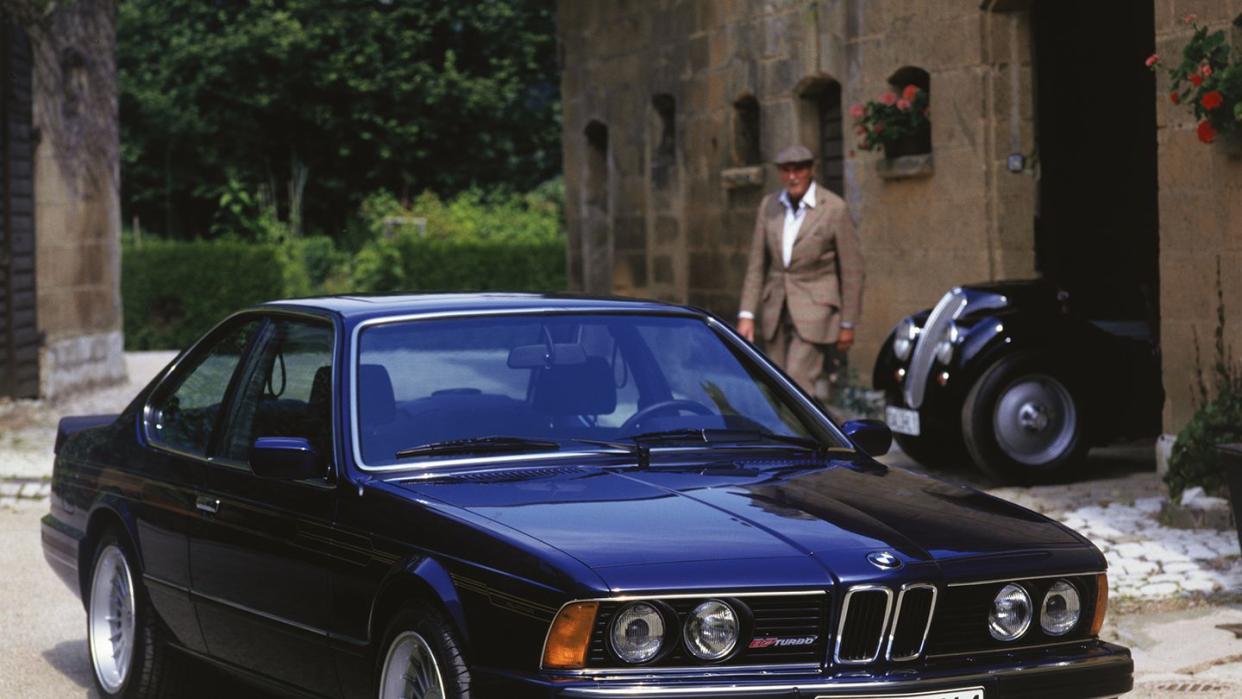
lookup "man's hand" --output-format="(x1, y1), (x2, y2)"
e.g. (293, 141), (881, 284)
(737, 317), (756, 343)
(837, 327), (855, 352)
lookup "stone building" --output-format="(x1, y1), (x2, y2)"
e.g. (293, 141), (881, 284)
(1, 2), (124, 400)
(558, 0), (1234, 445)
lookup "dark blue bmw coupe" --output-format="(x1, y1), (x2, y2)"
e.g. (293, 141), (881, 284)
(42, 294), (1132, 698)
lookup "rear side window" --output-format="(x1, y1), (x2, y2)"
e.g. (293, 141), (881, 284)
(147, 320), (260, 456)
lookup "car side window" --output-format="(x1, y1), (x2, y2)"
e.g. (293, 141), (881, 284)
(147, 320), (260, 456)
(219, 318), (335, 468)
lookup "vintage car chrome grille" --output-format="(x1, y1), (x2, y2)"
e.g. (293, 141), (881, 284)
(923, 574), (1099, 658)
(902, 289), (966, 409)
(886, 584), (937, 661)
(834, 587), (892, 664)
(586, 594), (828, 668)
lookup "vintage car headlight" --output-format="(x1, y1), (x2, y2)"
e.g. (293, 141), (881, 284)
(893, 317), (919, 361)
(934, 324), (960, 365)
(1040, 580), (1081, 636)
(610, 602), (666, 663)
(988, 583), (1032, 641)
(683, 599), (739, 661)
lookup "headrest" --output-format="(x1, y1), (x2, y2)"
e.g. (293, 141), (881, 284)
(358, 363), (395, 424)
(532, 357), (617, 416)
(308, 366), (332, 409)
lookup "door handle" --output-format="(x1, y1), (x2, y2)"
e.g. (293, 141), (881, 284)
(195, 496), (220, 514)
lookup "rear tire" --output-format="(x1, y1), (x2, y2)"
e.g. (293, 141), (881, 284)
(376, 602), (471, 699)
(961, 353), (1089, 483)
(87, 530), (179, 698)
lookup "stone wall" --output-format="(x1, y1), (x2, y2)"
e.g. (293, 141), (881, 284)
(27, 0), (126, 398)
(558, 0), (1037, 383)
(1153, 0), (1242, 434)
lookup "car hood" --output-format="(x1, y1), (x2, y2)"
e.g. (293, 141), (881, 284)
(397, 453), (1100, 590)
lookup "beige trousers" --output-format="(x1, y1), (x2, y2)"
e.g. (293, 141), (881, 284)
(766, 305), (833, 402)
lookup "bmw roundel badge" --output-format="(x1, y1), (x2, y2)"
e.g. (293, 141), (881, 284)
(867, 551), (902, 570)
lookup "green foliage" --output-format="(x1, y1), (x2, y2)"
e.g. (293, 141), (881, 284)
(118, 0), (561, 238)
(122, 240), (291, 350)
(123, 181), (567, 348)
(1166, 260), (1242, 499)
(350, 185), (566, 292)
(1153, 17), (1242, 142)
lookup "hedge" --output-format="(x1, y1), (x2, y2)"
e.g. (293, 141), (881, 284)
(122, 240), (290, 350)
(350, 235), (566, 293)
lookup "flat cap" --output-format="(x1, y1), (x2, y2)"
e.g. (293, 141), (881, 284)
(773, 144), (815, 165)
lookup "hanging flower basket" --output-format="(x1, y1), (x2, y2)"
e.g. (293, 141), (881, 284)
(1148, 14), (1242, 150)
(850, 85), (931, 158)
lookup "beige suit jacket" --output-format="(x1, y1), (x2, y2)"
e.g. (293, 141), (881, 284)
(738, 185), (865, 345)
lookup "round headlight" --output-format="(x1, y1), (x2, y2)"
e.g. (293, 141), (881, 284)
(682, 600), (739, 661)
(893, 318), (918, 360)
(988, 583), (1032, 641)
(610, 602), (666, 663)
(934, 325), (960, 365)
(1040, 580), (1081, 636)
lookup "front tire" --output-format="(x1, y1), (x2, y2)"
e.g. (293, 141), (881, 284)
(87, 531), (176, 698)
(961, 353), (1088, 483)
(376, 603), (471, 699)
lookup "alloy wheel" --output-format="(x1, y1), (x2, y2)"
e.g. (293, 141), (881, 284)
(89, 544), (137, 694)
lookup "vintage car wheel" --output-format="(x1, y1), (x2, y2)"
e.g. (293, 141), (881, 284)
(377, 603), (471, 699)
(961, 353), (1088, 483)
(87, 531), (177, 698)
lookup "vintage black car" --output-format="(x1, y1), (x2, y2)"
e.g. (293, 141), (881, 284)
(874, 280), (1163, 483)
(43, 294), (1132, 698)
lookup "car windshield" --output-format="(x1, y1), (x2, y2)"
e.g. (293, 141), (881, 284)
(354, 313), (840, 467)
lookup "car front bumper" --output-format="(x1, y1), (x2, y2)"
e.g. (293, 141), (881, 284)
(484, 642), (1132, 699)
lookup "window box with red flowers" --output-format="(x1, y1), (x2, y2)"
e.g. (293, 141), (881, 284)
(1149, 15), (1242, 154)
(851, 84), (932, 162)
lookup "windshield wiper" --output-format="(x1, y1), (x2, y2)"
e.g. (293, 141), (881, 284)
(575, 429), (823, 469)
(626, 428), (823, 450)
(395, 436), (561, 459)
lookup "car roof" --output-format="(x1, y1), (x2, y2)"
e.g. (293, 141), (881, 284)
(258, 292), (704, 323)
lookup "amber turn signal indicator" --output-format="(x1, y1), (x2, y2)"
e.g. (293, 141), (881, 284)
(543, 601), (599, 669)
(1089, 573), (1108, 636)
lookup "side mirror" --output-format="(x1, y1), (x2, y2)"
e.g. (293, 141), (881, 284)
(250, 437), (323, 480)
(843, 419), (892, 457)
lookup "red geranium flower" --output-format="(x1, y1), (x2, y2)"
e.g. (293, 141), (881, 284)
(1170, 91), (1180, 104)
(1198, 120), (1217, 144)
(1190, 73), (1203, 87)
(902, 84), (919, 102)
(1202, 90), (1224, 110)
(879, 92), (897, 106)
(1145, 54), (1160, 68)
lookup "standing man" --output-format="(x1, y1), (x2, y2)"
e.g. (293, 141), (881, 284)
(737, 144), (864, 402)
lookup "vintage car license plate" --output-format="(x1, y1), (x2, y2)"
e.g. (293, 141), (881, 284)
(816, 688), (983, 699)
(885, 405), (921, 436)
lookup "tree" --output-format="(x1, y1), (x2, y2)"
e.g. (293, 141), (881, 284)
(117, 0), (561, 239)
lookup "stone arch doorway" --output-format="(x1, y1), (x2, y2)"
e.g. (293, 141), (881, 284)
(1031, 0), (1159, 330)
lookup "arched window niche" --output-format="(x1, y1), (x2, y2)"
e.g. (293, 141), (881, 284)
(720, 94), (765, 190)
(650, 94), (676, 190)
(583, 120), (609, 213)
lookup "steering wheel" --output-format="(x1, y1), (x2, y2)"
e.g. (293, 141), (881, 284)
(619, 399), (715, 434)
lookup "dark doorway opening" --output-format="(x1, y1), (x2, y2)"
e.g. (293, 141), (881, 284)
(1032, 0), (1158, 329)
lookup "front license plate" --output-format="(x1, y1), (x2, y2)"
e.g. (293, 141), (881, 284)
(816, 687), (983, 699)
(885, 405), (921, 436)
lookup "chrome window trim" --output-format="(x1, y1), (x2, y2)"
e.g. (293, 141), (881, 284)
(832, 584), (893, 666)
(141, 308), (342, 482)
(946, 571), (1105, 587)
(349, 308), (847, 472)
(884, 582), (938, 662)
(539, 589), (827, 674)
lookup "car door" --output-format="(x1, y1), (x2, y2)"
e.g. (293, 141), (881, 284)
(189, 313), (342, 693)
(139, 316), (264, 654)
